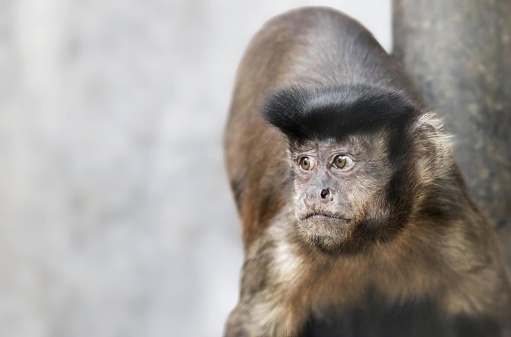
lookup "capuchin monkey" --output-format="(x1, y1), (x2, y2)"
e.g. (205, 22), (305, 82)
(223, 7), (511, 337)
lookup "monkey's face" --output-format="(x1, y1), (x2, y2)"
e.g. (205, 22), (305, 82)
(291, 133), (395, 253)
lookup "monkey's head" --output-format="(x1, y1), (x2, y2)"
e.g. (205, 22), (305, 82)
(263, 85), (425, 253)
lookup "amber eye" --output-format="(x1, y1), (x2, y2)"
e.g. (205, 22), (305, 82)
(333, 155), (354, 170)
(299, 157), (313, 171)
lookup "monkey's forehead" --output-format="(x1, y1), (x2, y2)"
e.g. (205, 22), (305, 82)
(288, 134), (384, 151)
(262, 84), (421, 143)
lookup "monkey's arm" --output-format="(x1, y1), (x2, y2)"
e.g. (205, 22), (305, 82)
(225, 263), (305, 337)
(224, 220), (313, 337)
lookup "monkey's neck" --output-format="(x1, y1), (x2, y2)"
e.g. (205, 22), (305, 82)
(263, 198), (502, 318)
(240, 201), (509, 337)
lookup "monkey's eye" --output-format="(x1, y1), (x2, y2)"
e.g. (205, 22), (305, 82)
(299, 157), (314, 171)
(333, 155), (354, 170)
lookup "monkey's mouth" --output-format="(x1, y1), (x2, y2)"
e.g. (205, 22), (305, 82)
(297, 212), (355, 251)
(301, 213), (351, 223)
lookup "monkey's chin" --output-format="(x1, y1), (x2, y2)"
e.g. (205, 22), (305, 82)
(297, 217), (355, 253)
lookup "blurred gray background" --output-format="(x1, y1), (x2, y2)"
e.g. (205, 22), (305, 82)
(0, 1), (390, 336)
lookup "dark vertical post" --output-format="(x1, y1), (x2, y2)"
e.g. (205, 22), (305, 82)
(393, 0), (511, 264)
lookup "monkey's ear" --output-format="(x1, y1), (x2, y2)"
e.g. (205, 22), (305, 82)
(414, 113), (438, 133)
(412, 112), (451, 142)
(411, 112), (454, 166)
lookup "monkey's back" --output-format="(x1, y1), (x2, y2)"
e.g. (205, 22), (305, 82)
(224, 7), (421, 249)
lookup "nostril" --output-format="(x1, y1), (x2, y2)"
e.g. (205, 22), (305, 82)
(320, 188), (330, 199)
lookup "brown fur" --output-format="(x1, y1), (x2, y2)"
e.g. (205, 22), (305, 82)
(224, 7), (511, 337)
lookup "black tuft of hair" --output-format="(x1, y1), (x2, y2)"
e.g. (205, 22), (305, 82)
(262, 84), (421, 143)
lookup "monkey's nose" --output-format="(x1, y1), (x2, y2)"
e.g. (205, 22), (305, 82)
(320, 188), (330, 199)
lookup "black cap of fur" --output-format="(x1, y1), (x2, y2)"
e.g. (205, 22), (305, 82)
(262, 84), (421, 142)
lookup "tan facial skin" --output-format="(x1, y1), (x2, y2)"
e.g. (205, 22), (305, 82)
(291, 135), (393, 253)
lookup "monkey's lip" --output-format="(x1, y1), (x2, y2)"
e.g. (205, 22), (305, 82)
(301, 213), (351, 223)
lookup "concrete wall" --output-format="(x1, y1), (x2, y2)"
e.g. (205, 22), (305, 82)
(0, 1), (390, 336)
